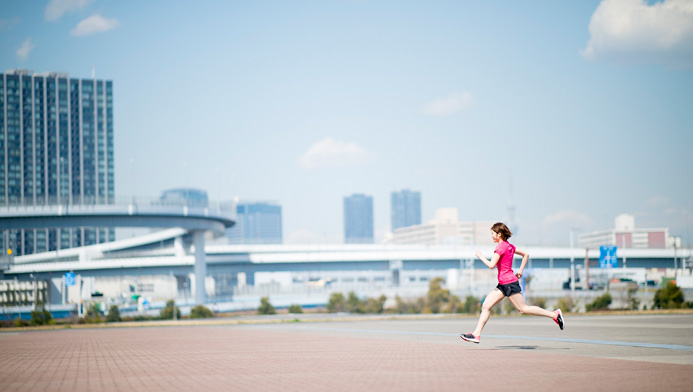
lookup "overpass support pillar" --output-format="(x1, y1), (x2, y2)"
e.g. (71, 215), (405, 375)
(193, 230), (206, 304)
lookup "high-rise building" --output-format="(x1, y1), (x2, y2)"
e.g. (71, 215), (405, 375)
(227, 201), (282, 244)
(0, 69), (115, 255)
(391, 189), (421, 231)
(344, 193), (373, 244)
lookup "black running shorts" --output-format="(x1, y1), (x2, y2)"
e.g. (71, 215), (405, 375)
(496, 281), (522, 297)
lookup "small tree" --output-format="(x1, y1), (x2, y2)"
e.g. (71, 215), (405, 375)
(106, 305), (121, 322)
(360, 295), (387, 314)
(85, 303), (103, 323)
(462, 296), (481, 314)
(426, 277), (450, 314)
(395, 295), (425, 314)
(190, 305), (214, 319)
(653, 282), (684, 309)
(346, 292), (362, 313)
(586, 292), (612, 311)
(160, 299), (181, 319)
(30, 302), (52, 326)
(327, 292), (347, 313)
(257, 297), (276, 315)
(627, 287), (640, 310)
(442, 294), (463, 313)
(288, 304), (303, 314)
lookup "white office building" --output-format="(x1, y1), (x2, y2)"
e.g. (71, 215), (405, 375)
(390, 208), (495, 246)
(578, 214), (680, 250)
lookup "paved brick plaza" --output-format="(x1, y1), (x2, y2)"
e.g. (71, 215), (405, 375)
(1, 314), (692, 391)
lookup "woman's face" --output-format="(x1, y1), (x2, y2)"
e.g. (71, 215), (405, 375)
(491, 230), (502, 243)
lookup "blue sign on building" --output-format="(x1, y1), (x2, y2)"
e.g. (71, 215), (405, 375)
(65, 272), (75, 286)
(599, 246), (618, 268)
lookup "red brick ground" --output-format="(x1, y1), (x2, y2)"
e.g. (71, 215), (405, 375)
(1, 325), (691, 391)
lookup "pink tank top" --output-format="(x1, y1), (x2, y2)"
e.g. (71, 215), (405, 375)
(495, 241), (518, 285)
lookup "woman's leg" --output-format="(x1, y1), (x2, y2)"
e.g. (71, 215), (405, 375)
(508, 293), (556, 318)
(472, 289), (505, 336)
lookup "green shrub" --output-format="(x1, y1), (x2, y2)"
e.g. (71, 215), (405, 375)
(360, 295), (387, 314)
(462, 296), (481, 314)
(85, 303), (103, 323)
(30, 302), (53, 326)
(160, 299), (181, 319)
(395, 295), (425, 314)
(288, 304), (303, 314)
(257, 297), (276, 315)
(555, 296), (576, 313)
(190, 305), (214, 319)
(426, 277), (450, 314)
(442, 294), (463, 313)
(330, 292), (386, 314)
(327, 293), (347, 313)
(653, 282), (684, 309)
(346, 292), (361, 312)
(627, 287), (640, 310)
(106, 305), (121, 322)
(586, 292), (612, 311)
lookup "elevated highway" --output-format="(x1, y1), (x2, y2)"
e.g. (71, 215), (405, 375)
(0, 199), (235, 304)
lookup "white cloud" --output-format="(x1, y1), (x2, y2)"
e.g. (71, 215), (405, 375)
(70, 14), (119, 37)
(421, 91), (475, 116)
(16, 38), (35, 60)
(582, 0), (693, 68)
(544, 210), (592, 226)
(45, 0), (93, 21)
(298, 138), (374, 169)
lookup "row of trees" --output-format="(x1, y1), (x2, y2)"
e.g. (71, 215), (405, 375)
(324, 278), (485, 315)
(256, 297), (304, 315)
(81, 299), (215, 323)
(8, 280), (693, 327)
(320, 278), (692, 315)
(583, 282), (693, 311)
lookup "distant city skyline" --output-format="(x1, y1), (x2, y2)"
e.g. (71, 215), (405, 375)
(2, 1), (691, 248)
(344, 194), (374, 244)
(227, 201), (283, 245)
(391, 189), (422, 231)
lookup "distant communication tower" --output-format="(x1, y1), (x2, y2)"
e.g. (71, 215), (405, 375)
(508, 170), (517, 236)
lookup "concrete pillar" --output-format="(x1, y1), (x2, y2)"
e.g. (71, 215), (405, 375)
(193, 231), (206, 304)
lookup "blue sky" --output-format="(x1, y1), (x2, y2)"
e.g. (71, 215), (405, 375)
(2, 0), (692, 246)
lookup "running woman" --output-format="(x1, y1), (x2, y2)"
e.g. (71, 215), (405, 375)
(460, 222), (564, 344)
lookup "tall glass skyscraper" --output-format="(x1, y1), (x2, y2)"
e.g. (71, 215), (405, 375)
(0, 69), (115, 255)
(227, 201), (283, 244)
(344, 193), (373, 244)
(391, 189), (421, 231)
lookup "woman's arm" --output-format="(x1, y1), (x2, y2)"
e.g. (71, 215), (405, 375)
(475, 250), (500, 269)
(514, 248), (530, 279)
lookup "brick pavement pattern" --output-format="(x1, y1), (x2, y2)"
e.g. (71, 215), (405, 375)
(1, 324), (692, 391)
